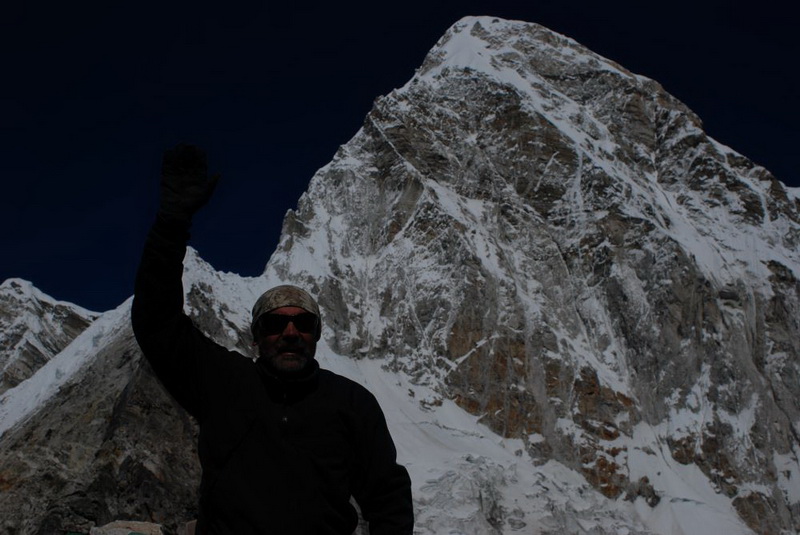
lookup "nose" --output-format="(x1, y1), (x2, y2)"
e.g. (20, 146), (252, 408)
(282, 320), (300, 337)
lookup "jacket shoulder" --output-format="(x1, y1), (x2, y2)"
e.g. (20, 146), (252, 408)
(317, 368), (379, 406)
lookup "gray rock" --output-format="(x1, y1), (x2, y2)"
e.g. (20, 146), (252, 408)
(0, 279), (98, 394)
(90, 520), (164, 534)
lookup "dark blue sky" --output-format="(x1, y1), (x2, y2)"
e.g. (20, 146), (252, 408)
(2, 0), (796, 312)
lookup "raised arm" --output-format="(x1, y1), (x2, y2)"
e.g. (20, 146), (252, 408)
(131, 144), (222, 418)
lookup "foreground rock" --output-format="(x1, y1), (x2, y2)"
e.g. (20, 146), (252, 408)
(90, 520), (164, 534)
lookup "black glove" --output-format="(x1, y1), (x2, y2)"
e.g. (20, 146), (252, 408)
(159, 144), (220, 222)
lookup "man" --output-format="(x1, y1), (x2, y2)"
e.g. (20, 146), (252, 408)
(131, 144), (413, 534)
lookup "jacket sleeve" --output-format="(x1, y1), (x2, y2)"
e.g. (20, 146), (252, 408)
(352, 390), (414, 534)
(131, 213), (230, 420)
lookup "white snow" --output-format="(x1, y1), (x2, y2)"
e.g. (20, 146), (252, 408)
(775, 447), (800, 505)
(324, 346), (759, 534)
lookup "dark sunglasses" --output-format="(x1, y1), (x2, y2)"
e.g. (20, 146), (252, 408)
(256, 312), (318, 336)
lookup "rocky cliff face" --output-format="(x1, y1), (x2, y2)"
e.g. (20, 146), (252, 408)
(0, 307), (199, 534)
(270, 17), (800, 533)
(0, 16), (798, 535)
(0, 279), (98, 395)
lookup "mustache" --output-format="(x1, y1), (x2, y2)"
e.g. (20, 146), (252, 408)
(273, 340), (308, 353)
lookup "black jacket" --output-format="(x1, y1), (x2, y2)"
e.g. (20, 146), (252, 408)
(132, 215), (413, 534)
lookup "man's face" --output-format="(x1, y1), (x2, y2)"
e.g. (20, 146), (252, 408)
(254, 306), (318, 374)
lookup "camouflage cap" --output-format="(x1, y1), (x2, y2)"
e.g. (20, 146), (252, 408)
(251, 285), (321, 338)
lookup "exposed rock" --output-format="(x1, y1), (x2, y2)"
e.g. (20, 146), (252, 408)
(0, 279), (98, 394)
(269, 16), (799, 531)
(90, 520), (163, 534)
(0, 309), (200, 535)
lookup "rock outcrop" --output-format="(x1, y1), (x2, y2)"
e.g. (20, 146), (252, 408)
(0, 304), (199, 534)
(0, 279), (98, 395)
(270, 17), (800, 533)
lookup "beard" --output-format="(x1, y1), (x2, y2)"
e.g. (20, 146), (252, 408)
(258, 339), (315, 376)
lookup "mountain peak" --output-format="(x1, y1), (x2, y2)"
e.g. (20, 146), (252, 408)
(272, 15), (800, 532)
(0, 278), (99, 396)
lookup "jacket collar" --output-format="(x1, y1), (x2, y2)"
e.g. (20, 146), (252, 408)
(255, 357), (320, 401)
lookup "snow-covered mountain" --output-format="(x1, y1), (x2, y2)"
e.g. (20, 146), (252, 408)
(1, 16), (798, 534)
(0, 279), (98, 395)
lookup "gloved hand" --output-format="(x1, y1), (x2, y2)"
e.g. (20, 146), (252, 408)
(159, 144), (220, 222)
